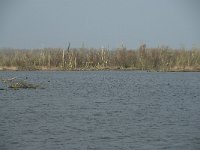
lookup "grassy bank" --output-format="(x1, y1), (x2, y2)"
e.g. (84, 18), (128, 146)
(0, 46), (200, 72)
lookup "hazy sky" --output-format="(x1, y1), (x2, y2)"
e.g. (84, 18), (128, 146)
(0, 0), (200, 49)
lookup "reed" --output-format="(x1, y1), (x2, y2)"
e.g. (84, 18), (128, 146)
(0, 46), (200, 71)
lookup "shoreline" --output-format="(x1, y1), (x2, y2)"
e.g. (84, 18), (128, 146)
(1, 66), (200, 72)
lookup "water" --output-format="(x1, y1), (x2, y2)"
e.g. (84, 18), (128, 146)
(0, 71), (200, 150)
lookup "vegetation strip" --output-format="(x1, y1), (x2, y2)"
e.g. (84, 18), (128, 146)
(0, 45), (200, 72)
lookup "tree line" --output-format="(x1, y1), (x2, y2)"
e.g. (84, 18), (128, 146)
(0, 45), (200, 71)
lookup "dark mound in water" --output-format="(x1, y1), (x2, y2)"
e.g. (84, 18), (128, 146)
(9, 81), (39, 89)
(1, 77), (44, 90)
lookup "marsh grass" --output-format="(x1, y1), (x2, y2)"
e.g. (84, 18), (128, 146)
(0, 46), (200, 71)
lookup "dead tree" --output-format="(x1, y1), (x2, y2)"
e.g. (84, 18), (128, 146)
(62, 42), (70, 68)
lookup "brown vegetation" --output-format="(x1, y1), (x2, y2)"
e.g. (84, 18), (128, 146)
(0, 45), (200, 71)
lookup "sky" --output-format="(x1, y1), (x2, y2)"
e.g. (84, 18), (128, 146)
(0, 0), (200, 49)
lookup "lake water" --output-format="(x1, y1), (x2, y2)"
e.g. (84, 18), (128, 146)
(0, 71), (200, 150)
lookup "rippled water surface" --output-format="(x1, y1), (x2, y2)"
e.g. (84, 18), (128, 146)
(0, 71), (200, 150)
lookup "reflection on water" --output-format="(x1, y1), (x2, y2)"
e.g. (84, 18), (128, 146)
(0, 71), (200, 150)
